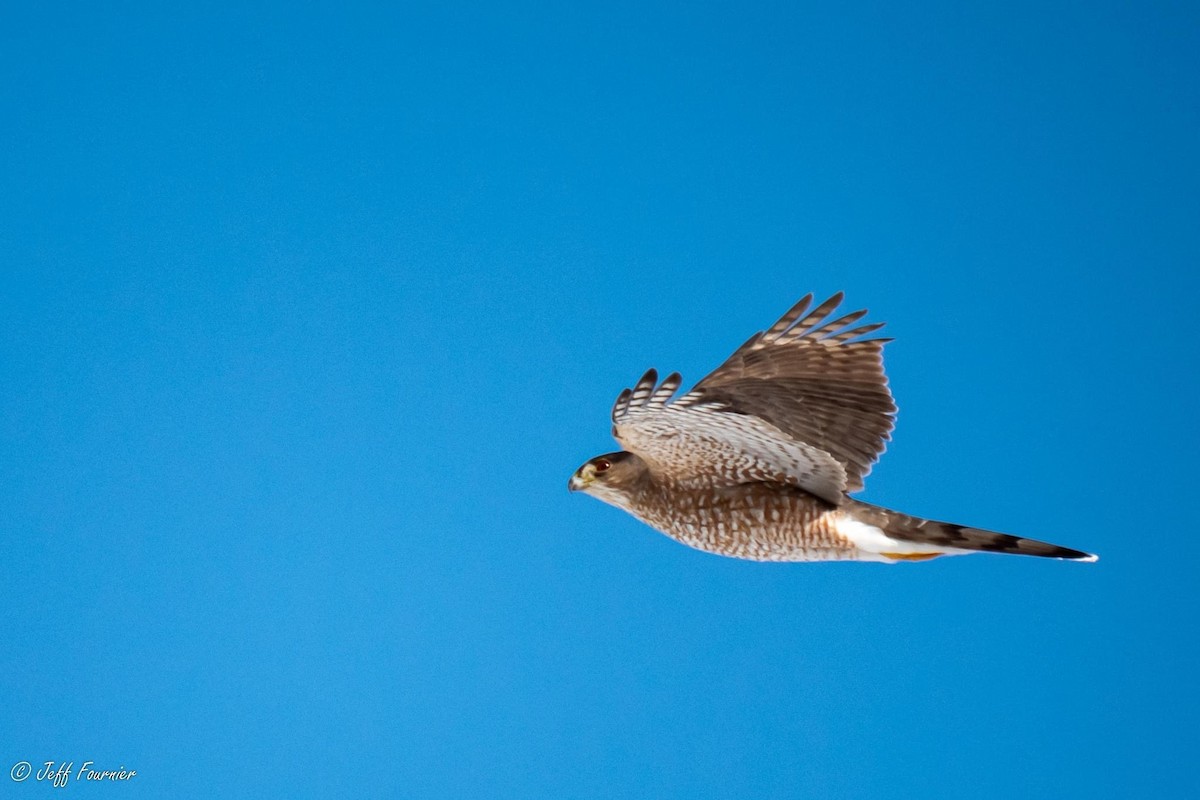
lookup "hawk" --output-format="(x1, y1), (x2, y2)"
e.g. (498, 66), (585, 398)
(568, 293), (1097, 563)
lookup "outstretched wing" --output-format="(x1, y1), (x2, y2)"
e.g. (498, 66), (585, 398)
(611, 293), (896, 503)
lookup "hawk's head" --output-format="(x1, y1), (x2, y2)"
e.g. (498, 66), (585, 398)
(568, 451), (649, 509)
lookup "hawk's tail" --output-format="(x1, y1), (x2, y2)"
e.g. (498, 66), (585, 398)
(842, 499), (1098, 562)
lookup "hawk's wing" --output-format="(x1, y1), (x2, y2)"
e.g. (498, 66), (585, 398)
(611, 293), (896, 504)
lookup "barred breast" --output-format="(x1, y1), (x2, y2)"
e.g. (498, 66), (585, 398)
(628, 481), (868, 562)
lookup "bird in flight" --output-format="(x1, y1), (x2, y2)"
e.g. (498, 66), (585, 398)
(569, 293), (1097, 563)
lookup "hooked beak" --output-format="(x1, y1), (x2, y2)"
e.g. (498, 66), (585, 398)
(568, 473), (588, 492)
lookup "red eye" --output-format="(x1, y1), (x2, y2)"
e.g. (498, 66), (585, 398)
(595, 459), (612, 473)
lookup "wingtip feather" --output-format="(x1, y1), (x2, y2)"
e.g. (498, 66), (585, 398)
(764, 294), (815, 338)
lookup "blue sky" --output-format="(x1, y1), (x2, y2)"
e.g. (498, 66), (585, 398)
(2, 1), (1198, 797)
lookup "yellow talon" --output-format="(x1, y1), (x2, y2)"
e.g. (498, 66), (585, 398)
(881, 552), (943, 561)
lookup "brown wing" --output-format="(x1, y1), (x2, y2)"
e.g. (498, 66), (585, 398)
(685, 293), (896, 493)
(611, 294), (895, 502)
(612, 368), (852, 502)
